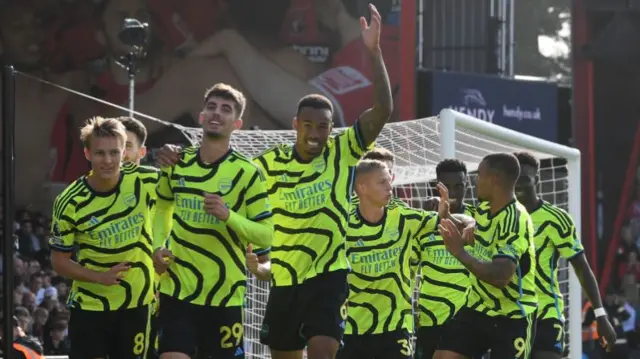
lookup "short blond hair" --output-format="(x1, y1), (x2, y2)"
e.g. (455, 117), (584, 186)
(80, 117), (127, 149)
(204, 83), (247, 119)
(356, 159), (389, 179)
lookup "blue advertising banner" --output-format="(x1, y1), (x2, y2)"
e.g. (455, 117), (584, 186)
(431, 72), (558, 142)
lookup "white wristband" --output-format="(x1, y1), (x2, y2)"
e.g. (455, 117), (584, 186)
(594, 307), (607, 318)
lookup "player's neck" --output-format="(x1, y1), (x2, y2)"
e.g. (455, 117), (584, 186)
(86, 171), (121, 193)
(489, 192), (515, 215)
(358, 201), (385, 224)
(199, 137), (231, 164)
(522, 196), (541, 213)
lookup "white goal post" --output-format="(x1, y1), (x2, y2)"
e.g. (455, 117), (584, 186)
(439, 109), (583, 359)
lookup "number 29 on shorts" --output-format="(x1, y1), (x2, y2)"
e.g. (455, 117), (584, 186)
(220, 323), (243, 348)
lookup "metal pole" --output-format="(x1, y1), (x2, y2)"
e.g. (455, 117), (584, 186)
(2, 65), (16, 359)
(127, 52), (137, 118)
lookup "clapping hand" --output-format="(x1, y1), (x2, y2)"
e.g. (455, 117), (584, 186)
(438, 219), (466, 257)
(436, 182), (451, 218)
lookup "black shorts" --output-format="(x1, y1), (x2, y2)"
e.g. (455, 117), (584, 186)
(337, 329), (413, 359)
(533, 318), (565, 355)
(157, 294), (244, 358)
(69, 304), (152, 359)
(260, 270), (349, 351)
(438, 307), (537, 359)
(415, 325), (444, 359)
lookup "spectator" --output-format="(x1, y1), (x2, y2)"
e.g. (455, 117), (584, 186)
(31, 308), (49, 342)
(0, 206), (73, 356)
(616, 223), (639, 269)
(44, 320), (69, 355)
(618, 251), (640, 306)
(14, 307), (31, 334)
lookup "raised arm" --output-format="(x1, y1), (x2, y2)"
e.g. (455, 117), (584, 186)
(355, 5), (394, 146)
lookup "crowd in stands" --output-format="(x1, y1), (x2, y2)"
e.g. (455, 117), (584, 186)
(1, 208), (71, 355)
(587, 167), (640, 358)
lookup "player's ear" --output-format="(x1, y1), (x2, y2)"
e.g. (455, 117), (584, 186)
(234, 118), (243, 130)
(534, 175), (540, 186)
(83, 147), (91, 161)
(199, 112), (205, 125)
(139, 146), (147, 160)
(292, 117), (298, 130)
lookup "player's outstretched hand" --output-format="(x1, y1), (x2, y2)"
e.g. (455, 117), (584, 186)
(436, 182), (451, 218)
(204, 193), (230, 221)
(360, 3), (382, 53)
(246, 244), (259, 276)
(439, 219), (465, 257)
(156, 144), (182, 167)
(597, 316), (617, 352)
(153, 248), (175, 274)
(96, 262), (131, 286)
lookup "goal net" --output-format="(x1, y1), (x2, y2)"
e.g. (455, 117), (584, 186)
(232, 109), (582, 359)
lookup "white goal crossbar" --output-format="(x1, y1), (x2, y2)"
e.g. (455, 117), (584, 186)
(440, 109), (582, 359)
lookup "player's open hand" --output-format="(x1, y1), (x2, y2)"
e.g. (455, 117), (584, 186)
(153, 247), (175, 274)
(96, 262), (131, 286)
(439, 219), (465, 257)
(360, 3), (382, 53)
(204, 193), (230, 221)
(436, 182), (451, 218)
(462, 225), (475, 247)
(246, 244), (259, 276)
(597, 316), (617, 352)
(156, 144), (182, 167)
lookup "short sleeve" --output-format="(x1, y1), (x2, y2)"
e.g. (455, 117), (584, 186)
(49, 198), (76, 252)
(493, 210), (533, 264)
(156, 165), (174, 201)
(335, 125), (372, 166)
(549, 210), (584, 260)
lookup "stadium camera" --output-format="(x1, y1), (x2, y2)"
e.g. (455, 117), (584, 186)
(118, 18), (149, 48)
(116, 18), (150, 117)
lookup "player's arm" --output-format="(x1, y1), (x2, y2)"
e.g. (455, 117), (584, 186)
(552, 212), (617, 346)
(49, 200), (128, 285)
(226, 168), (274, 248)
(440, 214), (527, 289)
(355, 9), (393, 147)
